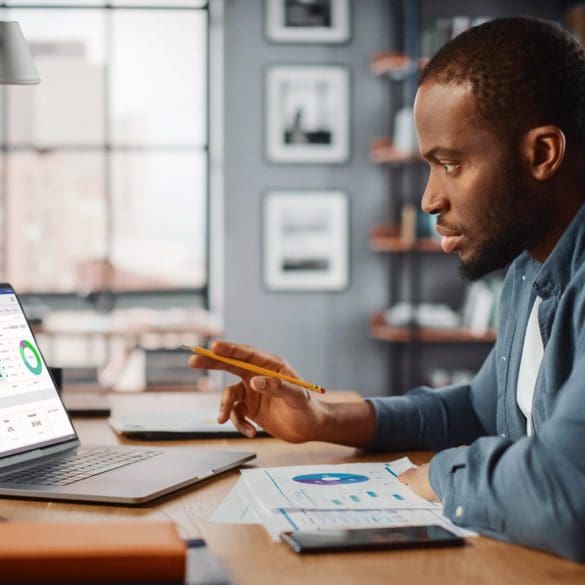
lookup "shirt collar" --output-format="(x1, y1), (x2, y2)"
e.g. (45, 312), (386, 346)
(533, 202), (585, 299)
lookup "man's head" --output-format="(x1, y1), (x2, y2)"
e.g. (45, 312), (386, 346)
(414, 17), (585, 280)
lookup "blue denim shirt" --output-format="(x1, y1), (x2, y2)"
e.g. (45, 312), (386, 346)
(367, 202), (585, 562)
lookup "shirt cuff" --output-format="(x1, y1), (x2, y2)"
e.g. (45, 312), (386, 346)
(365, 393), (430, 451)
(428, 446), (468, 501)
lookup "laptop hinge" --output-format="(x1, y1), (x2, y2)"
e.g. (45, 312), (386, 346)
(0, 438), (79, 471)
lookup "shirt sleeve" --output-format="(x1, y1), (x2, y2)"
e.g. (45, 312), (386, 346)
(428, 337), (585, 562)
(365, 346), (496, 452)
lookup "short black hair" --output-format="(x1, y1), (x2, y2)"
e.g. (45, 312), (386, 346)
(420, 17), (585, 151)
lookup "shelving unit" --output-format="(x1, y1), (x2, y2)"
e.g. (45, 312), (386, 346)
(370, 137), (422, 164)
(369, 52), (428, 79)
(369, 225), (442, 253)
(369, 312), (496, 344)
(369, 2), (496, 393)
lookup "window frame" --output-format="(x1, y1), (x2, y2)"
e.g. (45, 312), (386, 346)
(0, 0), (212, 308)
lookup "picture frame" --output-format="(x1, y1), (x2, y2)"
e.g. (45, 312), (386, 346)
(266, 65), (350, 163)
(263, 190), (349, 291)
(265, 0), (351, 44)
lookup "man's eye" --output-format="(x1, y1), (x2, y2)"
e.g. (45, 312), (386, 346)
(441, 162), (459, 174)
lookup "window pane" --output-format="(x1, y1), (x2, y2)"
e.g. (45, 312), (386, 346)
(6, 1), (104, 6)
(6, 1), (207, 6)
(110, 1), (207, 6)
(111, 10), (206, 146)
(4, 9), (106, 146)
(111, 152), (207, 290)
(0, 155), (6, 278)
(0, 90), (5, 147)
(4, 151), (107, 293)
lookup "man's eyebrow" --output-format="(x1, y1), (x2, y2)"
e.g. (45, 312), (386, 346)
(422, 147), (463, 160)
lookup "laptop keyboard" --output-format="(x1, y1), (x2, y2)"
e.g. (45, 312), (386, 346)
(0, 447), (162, 487)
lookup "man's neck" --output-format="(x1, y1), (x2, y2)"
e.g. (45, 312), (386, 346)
(528, 196), (585, 263)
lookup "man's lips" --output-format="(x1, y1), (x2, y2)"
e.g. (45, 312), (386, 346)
(435, 225), (464, 253)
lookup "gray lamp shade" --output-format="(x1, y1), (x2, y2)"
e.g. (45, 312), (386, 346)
(0, 21), (40, 85)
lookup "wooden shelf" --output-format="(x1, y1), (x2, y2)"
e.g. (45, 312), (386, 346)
(370, 312), (497, 344)
(370, 225), (442, 253)
(370, 138), (422, 164)
(369, 52), (428, 79)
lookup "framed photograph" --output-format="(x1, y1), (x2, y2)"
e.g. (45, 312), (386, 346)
(263, 190), (349, 291)
(265, 0), (351, 44)
(266, 65), (350, 163)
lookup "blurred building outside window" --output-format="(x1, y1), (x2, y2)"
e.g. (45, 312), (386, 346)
(0, 1), (216, 390)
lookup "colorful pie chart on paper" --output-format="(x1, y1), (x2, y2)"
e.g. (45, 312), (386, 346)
(19, 340), (43, 376)
(292, 472), (370, 486)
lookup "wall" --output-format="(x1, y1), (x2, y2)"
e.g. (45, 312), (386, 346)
(223, 0), (395, 395)
(222, 0), (567, 396)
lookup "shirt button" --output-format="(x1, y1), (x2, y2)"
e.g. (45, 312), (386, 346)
(455, 506), (464, 518)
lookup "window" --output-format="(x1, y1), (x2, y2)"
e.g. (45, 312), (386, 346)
(0, 1), (209, 295)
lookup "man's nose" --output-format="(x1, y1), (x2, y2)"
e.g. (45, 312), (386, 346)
(421, 176), (448, 215)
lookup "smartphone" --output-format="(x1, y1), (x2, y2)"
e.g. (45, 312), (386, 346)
(280, 525), (464, 554)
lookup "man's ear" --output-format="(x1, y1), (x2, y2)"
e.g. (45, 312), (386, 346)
(521, 125), (566, 181)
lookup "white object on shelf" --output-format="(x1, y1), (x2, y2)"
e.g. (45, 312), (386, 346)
(393, 106), (418, 154)
(461, 281), (495, 336)
(110, 347), (146, 392)
(383, 302), (461, 329)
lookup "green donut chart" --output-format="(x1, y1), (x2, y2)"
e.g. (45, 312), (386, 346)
(19, 340), (43, 376)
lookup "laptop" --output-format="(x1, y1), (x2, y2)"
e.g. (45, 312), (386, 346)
(109, 411), (267, 440)
(0, 283), (256, 505)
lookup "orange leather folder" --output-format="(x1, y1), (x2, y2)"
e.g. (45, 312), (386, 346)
(0, 520), (186, 583)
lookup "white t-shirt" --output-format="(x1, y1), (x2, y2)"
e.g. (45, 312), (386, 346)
(516, 296), (544, 435)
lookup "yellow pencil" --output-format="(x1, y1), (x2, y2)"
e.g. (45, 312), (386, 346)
(182, 345), (326, 394)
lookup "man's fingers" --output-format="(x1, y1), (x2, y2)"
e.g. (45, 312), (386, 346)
(398, 469), (414, 485)
(249, 376), (311, 408)
(210, 340), (297, 376)
(231, 401), (256, 438)
(188, 354), (255, 380)
(218, 382), (245, 424)
(189, 340), (300, 383)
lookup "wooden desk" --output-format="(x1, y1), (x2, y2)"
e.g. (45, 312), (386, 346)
(0, 391), (583, 584)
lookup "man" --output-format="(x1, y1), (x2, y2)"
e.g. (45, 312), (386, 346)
(190, 17), (585, 562)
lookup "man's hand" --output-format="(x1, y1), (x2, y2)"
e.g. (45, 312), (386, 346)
(188, 340), (330, 443)
(188, 340), (377, 447)
(398, 464), (440, 502)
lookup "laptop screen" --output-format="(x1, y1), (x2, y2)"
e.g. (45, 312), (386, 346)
(0, 285), (76, 459)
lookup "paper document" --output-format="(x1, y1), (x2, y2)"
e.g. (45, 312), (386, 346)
(240, 458), (438, 511)
(207, 478), (260, 524)
(383, 456), (416, 475)
(208, 457), (477, 541)
(265, 508), (476, 540)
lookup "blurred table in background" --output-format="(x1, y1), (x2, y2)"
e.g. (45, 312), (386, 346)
(32, 307), (222, 391)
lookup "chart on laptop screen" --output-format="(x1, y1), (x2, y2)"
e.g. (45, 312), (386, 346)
(0, 287), (75, 456)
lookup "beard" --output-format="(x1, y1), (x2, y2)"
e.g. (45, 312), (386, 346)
(456, 156), (555, 281)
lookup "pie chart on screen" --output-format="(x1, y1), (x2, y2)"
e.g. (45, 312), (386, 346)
(19, 340), (43, 376)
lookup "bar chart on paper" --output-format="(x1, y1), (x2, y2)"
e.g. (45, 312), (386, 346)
(240, 463), (440, 511)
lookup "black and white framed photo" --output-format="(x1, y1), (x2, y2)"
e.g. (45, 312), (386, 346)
(265, 0), (351, 43)
(266, 65), (350, 163)
(263, 190), (349, 291)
